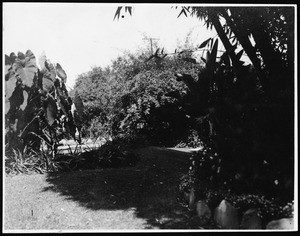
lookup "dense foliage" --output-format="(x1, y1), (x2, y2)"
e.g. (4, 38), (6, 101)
(5, 50), (83, 166)
(113, 6), (294, 215)
(72, 50), (202, 146)
(171, 6), (294, 205)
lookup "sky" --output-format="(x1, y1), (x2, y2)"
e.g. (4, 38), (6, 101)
(3, 3), (217, 90)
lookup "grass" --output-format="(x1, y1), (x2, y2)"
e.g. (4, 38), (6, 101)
(5, 146), (48, 175)
(4, 146), (197, 231)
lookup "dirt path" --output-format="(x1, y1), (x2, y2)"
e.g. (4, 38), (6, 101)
(4, 146), (195, 232)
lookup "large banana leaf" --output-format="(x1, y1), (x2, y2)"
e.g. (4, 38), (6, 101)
(206, 39), (219, 72)
(56, 63), (67, 83)
(198, 37), (212, 49)
(74, 90), (84, 120)
(41, 60), (57, 92)
(5, 100), (11, 115)
(5, 54), (13, 80)
(7, 52), (17, 64)
(20, 90), (29, 111)
(58, 96), (70, 116)
(6, 84), (25, 116)
(5, 76), (17, 101)
(55, 83), (70, 116)
(42, 76), (55, 92)
(14, 50), (37, 88)
(46, 94), (58, 126)
(45, 59), (56, 80)
(38, 51), (47, 70)
(5, 52), (19, 114)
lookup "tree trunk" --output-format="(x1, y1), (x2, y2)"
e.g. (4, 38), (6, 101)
(209, 14), (242, 72)
(222, 8), (266, 85)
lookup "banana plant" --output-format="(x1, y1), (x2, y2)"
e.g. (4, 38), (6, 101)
(167, 37), (252, 142)
(5, 50), (84, 154)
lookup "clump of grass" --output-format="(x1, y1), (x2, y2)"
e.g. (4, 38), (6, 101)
(5, 145), (62, 175)
(6, 146), (43, 175)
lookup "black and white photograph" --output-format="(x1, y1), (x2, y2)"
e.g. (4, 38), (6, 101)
(3, 3), (297, 232)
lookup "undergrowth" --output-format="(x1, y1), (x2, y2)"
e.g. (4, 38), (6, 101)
(5, 146), (60, 175)
(178, 145), (295, 227)
(5, 134), (146, 175)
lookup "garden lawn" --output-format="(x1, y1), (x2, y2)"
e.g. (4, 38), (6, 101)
(4, 146), (196, 231)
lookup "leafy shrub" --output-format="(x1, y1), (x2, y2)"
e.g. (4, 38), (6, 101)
(178, 172), (294, 226)
(71, 50), (198, 145)
(179, 143), (294, 226)
(206, 191), (294, 227)
(86, 116), (111, 140)
(180, 139), (294, 203)
(111, 71), (189, 141)
(92, 136), (142, 168)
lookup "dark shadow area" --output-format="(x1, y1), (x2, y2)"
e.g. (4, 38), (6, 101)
(42, 146), (197, 229)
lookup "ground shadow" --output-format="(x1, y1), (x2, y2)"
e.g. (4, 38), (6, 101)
(43, 146), (197, 229)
